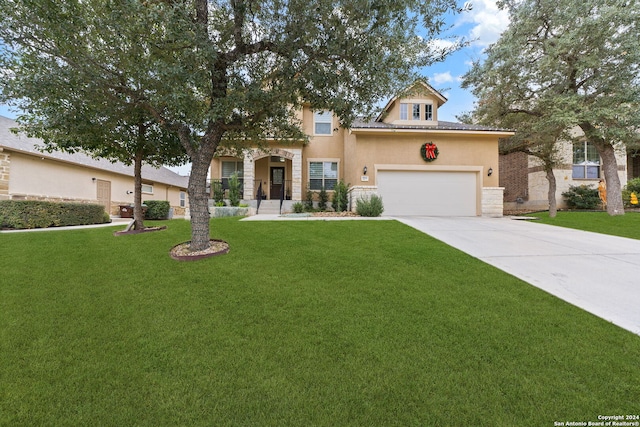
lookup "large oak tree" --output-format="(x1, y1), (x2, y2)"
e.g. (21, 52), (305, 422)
(1, 0), (464, 250)
(462, 0), (640, 216)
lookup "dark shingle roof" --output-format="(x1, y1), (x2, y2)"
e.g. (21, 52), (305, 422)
(352, 118), (512, 133)
(0, 115), (189, 188)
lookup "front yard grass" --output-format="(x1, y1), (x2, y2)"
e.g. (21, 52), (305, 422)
(527, 210), (640, 240)
(1, 218), (639, 426)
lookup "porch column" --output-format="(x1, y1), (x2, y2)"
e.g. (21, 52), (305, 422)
(243, 151), (255, 200)
(291, 148), (302, 201)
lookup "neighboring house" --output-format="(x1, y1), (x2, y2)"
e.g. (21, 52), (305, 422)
(211, 81), (514, 217)
(0, 115), (189, 217)
(500, 130), (630, 211)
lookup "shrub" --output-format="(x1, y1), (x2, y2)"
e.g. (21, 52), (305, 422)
(0, 200), (108, 229)
(304, 188), (315, 212)
(332, 180), (349, 212)
(212, 180), (225, 206)
(318, 187), (329, 211)
(228, 172), (241, 207)
(356, 194), (384, 217)
(144, 200), (170, 220)
(562, 184), (600, 210)
(623, 177), (640, 207)
(292, 202), (304, 213)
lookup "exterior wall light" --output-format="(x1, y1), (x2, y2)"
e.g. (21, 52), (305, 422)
(92, 177), (97, 181)
(487, 167), (493, 176)
(363, 166), (368, 175)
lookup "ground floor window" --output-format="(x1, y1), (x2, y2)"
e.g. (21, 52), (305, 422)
(179, 191), (186, 207)
(222, 160), (244, 186)
(309, 161), (338, 190)
(141, 183), (154, 194)
(572, 141), (600, 179)
(222, 161), (244, 179)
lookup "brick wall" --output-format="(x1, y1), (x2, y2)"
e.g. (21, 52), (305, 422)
(499, 152), (528, 202)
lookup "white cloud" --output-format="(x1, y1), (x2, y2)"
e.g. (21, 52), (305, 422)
(432, 71), (454, 85)
(428, 38), (458, 52)
(458, 0), (510, 47)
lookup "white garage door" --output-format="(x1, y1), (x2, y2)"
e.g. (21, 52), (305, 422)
(377, 170), (477, 216)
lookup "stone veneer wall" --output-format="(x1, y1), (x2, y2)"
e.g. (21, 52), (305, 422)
(0, 149), (9, 200)
(481, 187), (504, 218)
(348, 185), (378, 212)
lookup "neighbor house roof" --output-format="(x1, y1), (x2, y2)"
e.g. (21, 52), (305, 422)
(0, 115), (189, 188)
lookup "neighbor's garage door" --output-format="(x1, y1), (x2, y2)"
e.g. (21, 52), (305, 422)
(377, 170), (477, 216)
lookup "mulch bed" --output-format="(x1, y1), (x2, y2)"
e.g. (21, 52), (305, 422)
(169, 239), (230, 261)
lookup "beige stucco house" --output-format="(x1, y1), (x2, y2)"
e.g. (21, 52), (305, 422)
(0, 115), (189, 217)
(211, 81), (514, 216)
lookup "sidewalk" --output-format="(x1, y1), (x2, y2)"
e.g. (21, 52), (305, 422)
(0, 218), (132, 233)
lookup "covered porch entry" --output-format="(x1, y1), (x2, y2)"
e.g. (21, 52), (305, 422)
(243, 148), (302, 202)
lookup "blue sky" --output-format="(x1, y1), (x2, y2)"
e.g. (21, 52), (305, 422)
(0, 1), (509, 174)
(425, 0), (510, 121)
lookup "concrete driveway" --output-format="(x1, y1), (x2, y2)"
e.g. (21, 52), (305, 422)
(394, 216), (640, 336)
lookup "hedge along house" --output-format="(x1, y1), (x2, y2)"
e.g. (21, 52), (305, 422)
(0, 115), (189, 217)
(210, 81), (514, 216)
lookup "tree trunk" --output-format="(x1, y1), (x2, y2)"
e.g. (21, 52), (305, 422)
(580, 122), (624, 216)
(546, 167), (557, 218)
(133, 148), (145, 230)
(187, 136), (220, 251)
(598, 143), (625, 216)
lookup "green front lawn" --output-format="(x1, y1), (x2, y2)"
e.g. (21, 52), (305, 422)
(1, 218), (639, 426)
(528, 210), (640, 240)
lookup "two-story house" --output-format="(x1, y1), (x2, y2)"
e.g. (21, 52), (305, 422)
(211, 81), (514, 217)
(500, 129), (630, 212)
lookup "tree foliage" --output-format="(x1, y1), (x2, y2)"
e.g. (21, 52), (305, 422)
(462, 0), (640, 216)
(0, 1), (188, 230)
(1, 0), (464, 250)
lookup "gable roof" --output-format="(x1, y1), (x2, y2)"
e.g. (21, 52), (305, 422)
(0, 115), (189, 188)
(376, 80), (448, 122)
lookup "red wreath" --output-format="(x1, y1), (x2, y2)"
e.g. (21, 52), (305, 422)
(421, 142), (439, 162)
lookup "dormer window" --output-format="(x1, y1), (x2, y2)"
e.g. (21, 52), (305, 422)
(400, 103), (408, 120)
(412, 104), (421, 120)
(425, 104), (433, 121)
(400, 102), (434, 121)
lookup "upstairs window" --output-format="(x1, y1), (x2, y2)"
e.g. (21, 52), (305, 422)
(425, 104), (433, 120)
(412, 104), (421, 120)
(309, 161), (338, 190)
(400, 103), (408, 120)
(572, 141), (600, 179)
(314, 111), (332, 135)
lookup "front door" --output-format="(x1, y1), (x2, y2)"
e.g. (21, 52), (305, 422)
(270, 167), (284, 200)
(96, 179), (111, 214)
